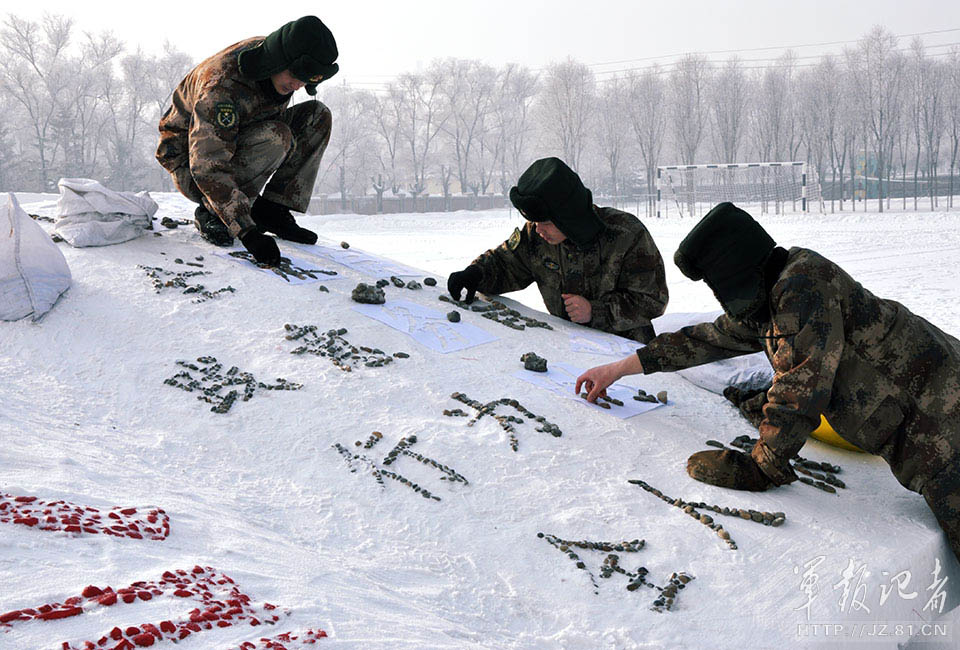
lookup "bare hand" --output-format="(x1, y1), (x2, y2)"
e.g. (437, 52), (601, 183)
(575, 361), (623, 402)
(561, 293), (592, 324)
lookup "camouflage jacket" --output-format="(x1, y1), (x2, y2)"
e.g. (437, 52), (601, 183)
(156, 37), (291, 237)
(471, 207), (668, 342)
(637, 247), (960, 492)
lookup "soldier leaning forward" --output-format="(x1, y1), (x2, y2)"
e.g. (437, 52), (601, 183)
(157, 16), (337, 265)
(447, 157), (668, 343)
(576, 202), (960, 562)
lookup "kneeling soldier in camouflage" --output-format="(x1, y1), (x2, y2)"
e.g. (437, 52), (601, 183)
(576, 202), (960, 562)
(157, 16), (336, 265)
(447, 157), (669, 343)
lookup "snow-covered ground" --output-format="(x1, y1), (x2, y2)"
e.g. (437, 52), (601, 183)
(2, 192), (960, 649)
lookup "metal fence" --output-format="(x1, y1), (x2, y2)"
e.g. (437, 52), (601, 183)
(308, 194), (511, 215)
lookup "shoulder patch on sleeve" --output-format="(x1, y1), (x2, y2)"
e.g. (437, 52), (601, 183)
(507, 227), (522, 251)
(215, 101), (237, 128)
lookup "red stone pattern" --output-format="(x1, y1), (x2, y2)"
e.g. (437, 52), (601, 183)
(238, 629), (329, 649)
(0, 566), (291, 648)
(0, 494), (169, 540)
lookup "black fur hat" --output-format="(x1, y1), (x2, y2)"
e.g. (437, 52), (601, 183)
(674, 202), (777, 321)
(238, 16), (338, 96)
(508, 157), (603, 247)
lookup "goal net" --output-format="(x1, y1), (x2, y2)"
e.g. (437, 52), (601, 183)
(656, 161), (823, 218)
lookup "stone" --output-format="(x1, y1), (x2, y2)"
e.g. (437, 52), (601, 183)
(520, 352), (547, 373)
(406, 280), (422, 290)
(318, 285), (329, 293)
(447, 311), (461, 323)
(376, 279), (389, 288)
(423, 277), (437, 286)
(390, 276), (405, 288)
(351, 283), (385, 305)
(340, 241), (350, 249)
(656, 390), (668, 403)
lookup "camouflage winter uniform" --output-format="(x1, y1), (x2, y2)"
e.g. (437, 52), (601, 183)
(156, 38), (332, 238)
(637, 247), (960, 519)
(471, 207), (668, 342)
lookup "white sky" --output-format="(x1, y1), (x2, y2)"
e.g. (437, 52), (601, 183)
(8, 0), (960, 89)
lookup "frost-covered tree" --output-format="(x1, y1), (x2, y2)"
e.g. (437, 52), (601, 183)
(436, 58), (494, 195)
(625, 66), (667, 214)
(750, 51), (799, 163)
(669, 54), (710, 165)
(594, 76), (630, 197)
(945, 48), (960, 208)
(493, 63), (538, 194)
(317, 83), (376, 209)
(396, 68), (448, 197)
(1, 13), (76, 190)
(708, 57), (749, 163)
(845, 26), (905, 212)
(538, 58), (596, 172)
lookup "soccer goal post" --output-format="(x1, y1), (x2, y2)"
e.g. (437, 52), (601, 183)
(655, 161), (823, 219)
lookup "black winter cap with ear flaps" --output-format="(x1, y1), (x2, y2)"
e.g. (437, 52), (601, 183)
(237, 16), (338, 96)
(674, 202), (777, 321)
(508, 157), (604, 248)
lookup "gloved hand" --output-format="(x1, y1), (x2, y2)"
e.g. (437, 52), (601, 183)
(240, 230), (281, 266)
(722, 385), (769, 429)
(447, 265), (482, 303)
(686, 449), (773, 491)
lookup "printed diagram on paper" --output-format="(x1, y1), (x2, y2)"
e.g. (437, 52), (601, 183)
(569, 330), (642, 357)
(513, 362), (662, 419)
(353, 299), (498, 353)
(294, 240), (423, 278)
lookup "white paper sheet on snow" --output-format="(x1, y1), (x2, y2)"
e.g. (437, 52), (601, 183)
(353, 299), (497, 353)
(568, 330), (641, 357)
(513, 362), (662, 419)
(291, 240), (423, 278)
(214, 249), (342, 284)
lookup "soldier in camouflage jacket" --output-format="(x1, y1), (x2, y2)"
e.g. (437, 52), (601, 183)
(448, 158), (668, 343)
(157, 16), (337, 264)
(576, 203), (960, 561)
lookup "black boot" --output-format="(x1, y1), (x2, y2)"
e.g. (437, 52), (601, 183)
(194, 205), (233, 247)
(251, 196), (317, 245)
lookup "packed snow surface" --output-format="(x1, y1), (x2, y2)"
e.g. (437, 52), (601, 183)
(2, 192), (960, 649)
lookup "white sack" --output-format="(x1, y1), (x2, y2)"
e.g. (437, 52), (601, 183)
(55, 178), (157, 247)
(0, 193), (72, 321)
(651, 310), (774, 394)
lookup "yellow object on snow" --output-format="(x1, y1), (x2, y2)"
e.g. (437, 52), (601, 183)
(809, 414), (864, 452)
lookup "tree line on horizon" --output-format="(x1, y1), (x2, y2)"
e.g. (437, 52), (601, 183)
(2, 15), (959, 214)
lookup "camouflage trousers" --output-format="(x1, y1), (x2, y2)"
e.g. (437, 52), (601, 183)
(922, 460), (960, 565)
(172, 99), (331, 214)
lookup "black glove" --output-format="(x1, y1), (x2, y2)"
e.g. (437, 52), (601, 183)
(447, 265), (483, 303)
(240, 230), (281, 266)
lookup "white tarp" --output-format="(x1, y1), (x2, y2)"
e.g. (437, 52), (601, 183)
(353, 299), (498, 353)
(0, 193), (71, 321)
(55, 178), (157, 247)
(653, 310), (774, 394)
